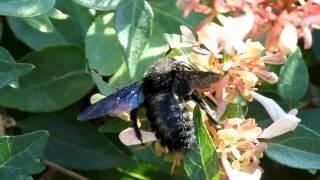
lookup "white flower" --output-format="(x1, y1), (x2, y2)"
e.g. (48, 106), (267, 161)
(197, 11), (255, 54)
(119, 128), (157, 146)
(221, 155), (262, 180)
(250, 91), (301, 138)
(217, 11), (255, 53)
(278, 24), (298, 55)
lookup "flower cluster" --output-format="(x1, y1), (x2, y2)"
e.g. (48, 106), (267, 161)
(177, 12), (286, 118)
(215, 118), (266, 179)
(117, 91), (301, 179)
(176, 0), (320, 55)
(110, 2), (305, 179)
(114, 13), (301, 177)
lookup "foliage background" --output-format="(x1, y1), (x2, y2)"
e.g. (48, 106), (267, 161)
(0, 0), (319, 179)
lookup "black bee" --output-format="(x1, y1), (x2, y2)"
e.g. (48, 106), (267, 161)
(78, 58), (221, 152)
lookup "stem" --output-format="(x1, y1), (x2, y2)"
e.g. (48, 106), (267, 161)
(43, 160), (89, 180)
(39, 168), (57, 180)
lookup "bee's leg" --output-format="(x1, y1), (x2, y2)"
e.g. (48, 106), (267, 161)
(190, 92), (220, 124)
(130, 109), (145, 146)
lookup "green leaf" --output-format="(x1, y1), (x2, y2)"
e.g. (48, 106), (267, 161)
(0, 47), (16, 63)
(265, 125), (320, 170)
(310, 84), (320, 99)
(108, 29), (168, 88)
(299, 108), (320, 134)
(0, 46), (94, 112)
(312, 30), (320, 61)
(7, 17), (68, 49)
(0, 47), (25, 88)
(0, 130), (49, 179)
(184, 106), (220, 180)
(109, 22), (170, 88)
(221, 103), (244, 119)
(129, 145), (172, 171)
(23, 15), (54, 33)
(86, 13), (123, 76)
(91, 71), (118, 96)
(150, 0), (205, 32)
(163, 33), (193, 56)
(47, 8), (69, 20)
(0, 0), (55, 17)
(7, 0), (94, 49)
(108, 0), (205, 88)
(18, 110), (134, 170)
(277, 48), (309, 108)
(115, 0), (153, 78)
(0, 22), (2, 40)
(98, 117), (132, 133)
(0, 60), (34, 89)
(109, 63), (133, 88)
(72, 0), (121, 10)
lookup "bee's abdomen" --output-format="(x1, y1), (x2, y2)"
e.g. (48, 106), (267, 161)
(144, 93), (196, 152)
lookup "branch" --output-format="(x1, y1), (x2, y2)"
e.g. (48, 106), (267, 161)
(43, 160), (89, 180)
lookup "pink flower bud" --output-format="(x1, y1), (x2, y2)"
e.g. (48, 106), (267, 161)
(260, 53), (286, 65)
(253, 70), (278, 84)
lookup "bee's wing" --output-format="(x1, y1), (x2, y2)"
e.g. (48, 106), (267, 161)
(173, 71), (221, 97)
(176, 71), (221, 89)
(78, 83), (144, 121)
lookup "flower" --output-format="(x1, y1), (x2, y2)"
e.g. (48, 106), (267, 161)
(213, 91), (301, 179)
(190, 38), (285, 116)
(250, 91), (301, 138)
(278, 24), (298, 55)
(221, 155), (262, 180)
(174, 21), (286, 120)
(255, 1), (320, 54)
(214, 117), (266, 180)
(197, 12), (255, 54)
(176, 0), (212, 17)
(177, 0), (320, 54)
(117, 92), (301, 180)
(119, 128), (157, 146)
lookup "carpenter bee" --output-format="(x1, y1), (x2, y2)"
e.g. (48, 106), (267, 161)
(78, 58), (221, 152)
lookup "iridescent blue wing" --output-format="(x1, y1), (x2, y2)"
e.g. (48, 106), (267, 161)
(78, 83), (144, 121)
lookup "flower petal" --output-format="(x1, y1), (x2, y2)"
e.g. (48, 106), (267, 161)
(119, 128), (157, 146)
(288, 109), (298, 116)
(216, 99), (228, 119)
(260, 53), (286, 65)
(236, 71), (259, 87)
(197, 22), (220, 54)
(302, 26), (312, 49)
(259, 113), (301, 139)
(218, 11), (255, 53)
(221, 155), (262, 180)
(180, 25), (196, 43)
(250, 91), (286, 121)
(313, 0), (320, 4)
(278, 24), (298, 55)
(218, 129), (240, 144)
(253, 71), (278, 84)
